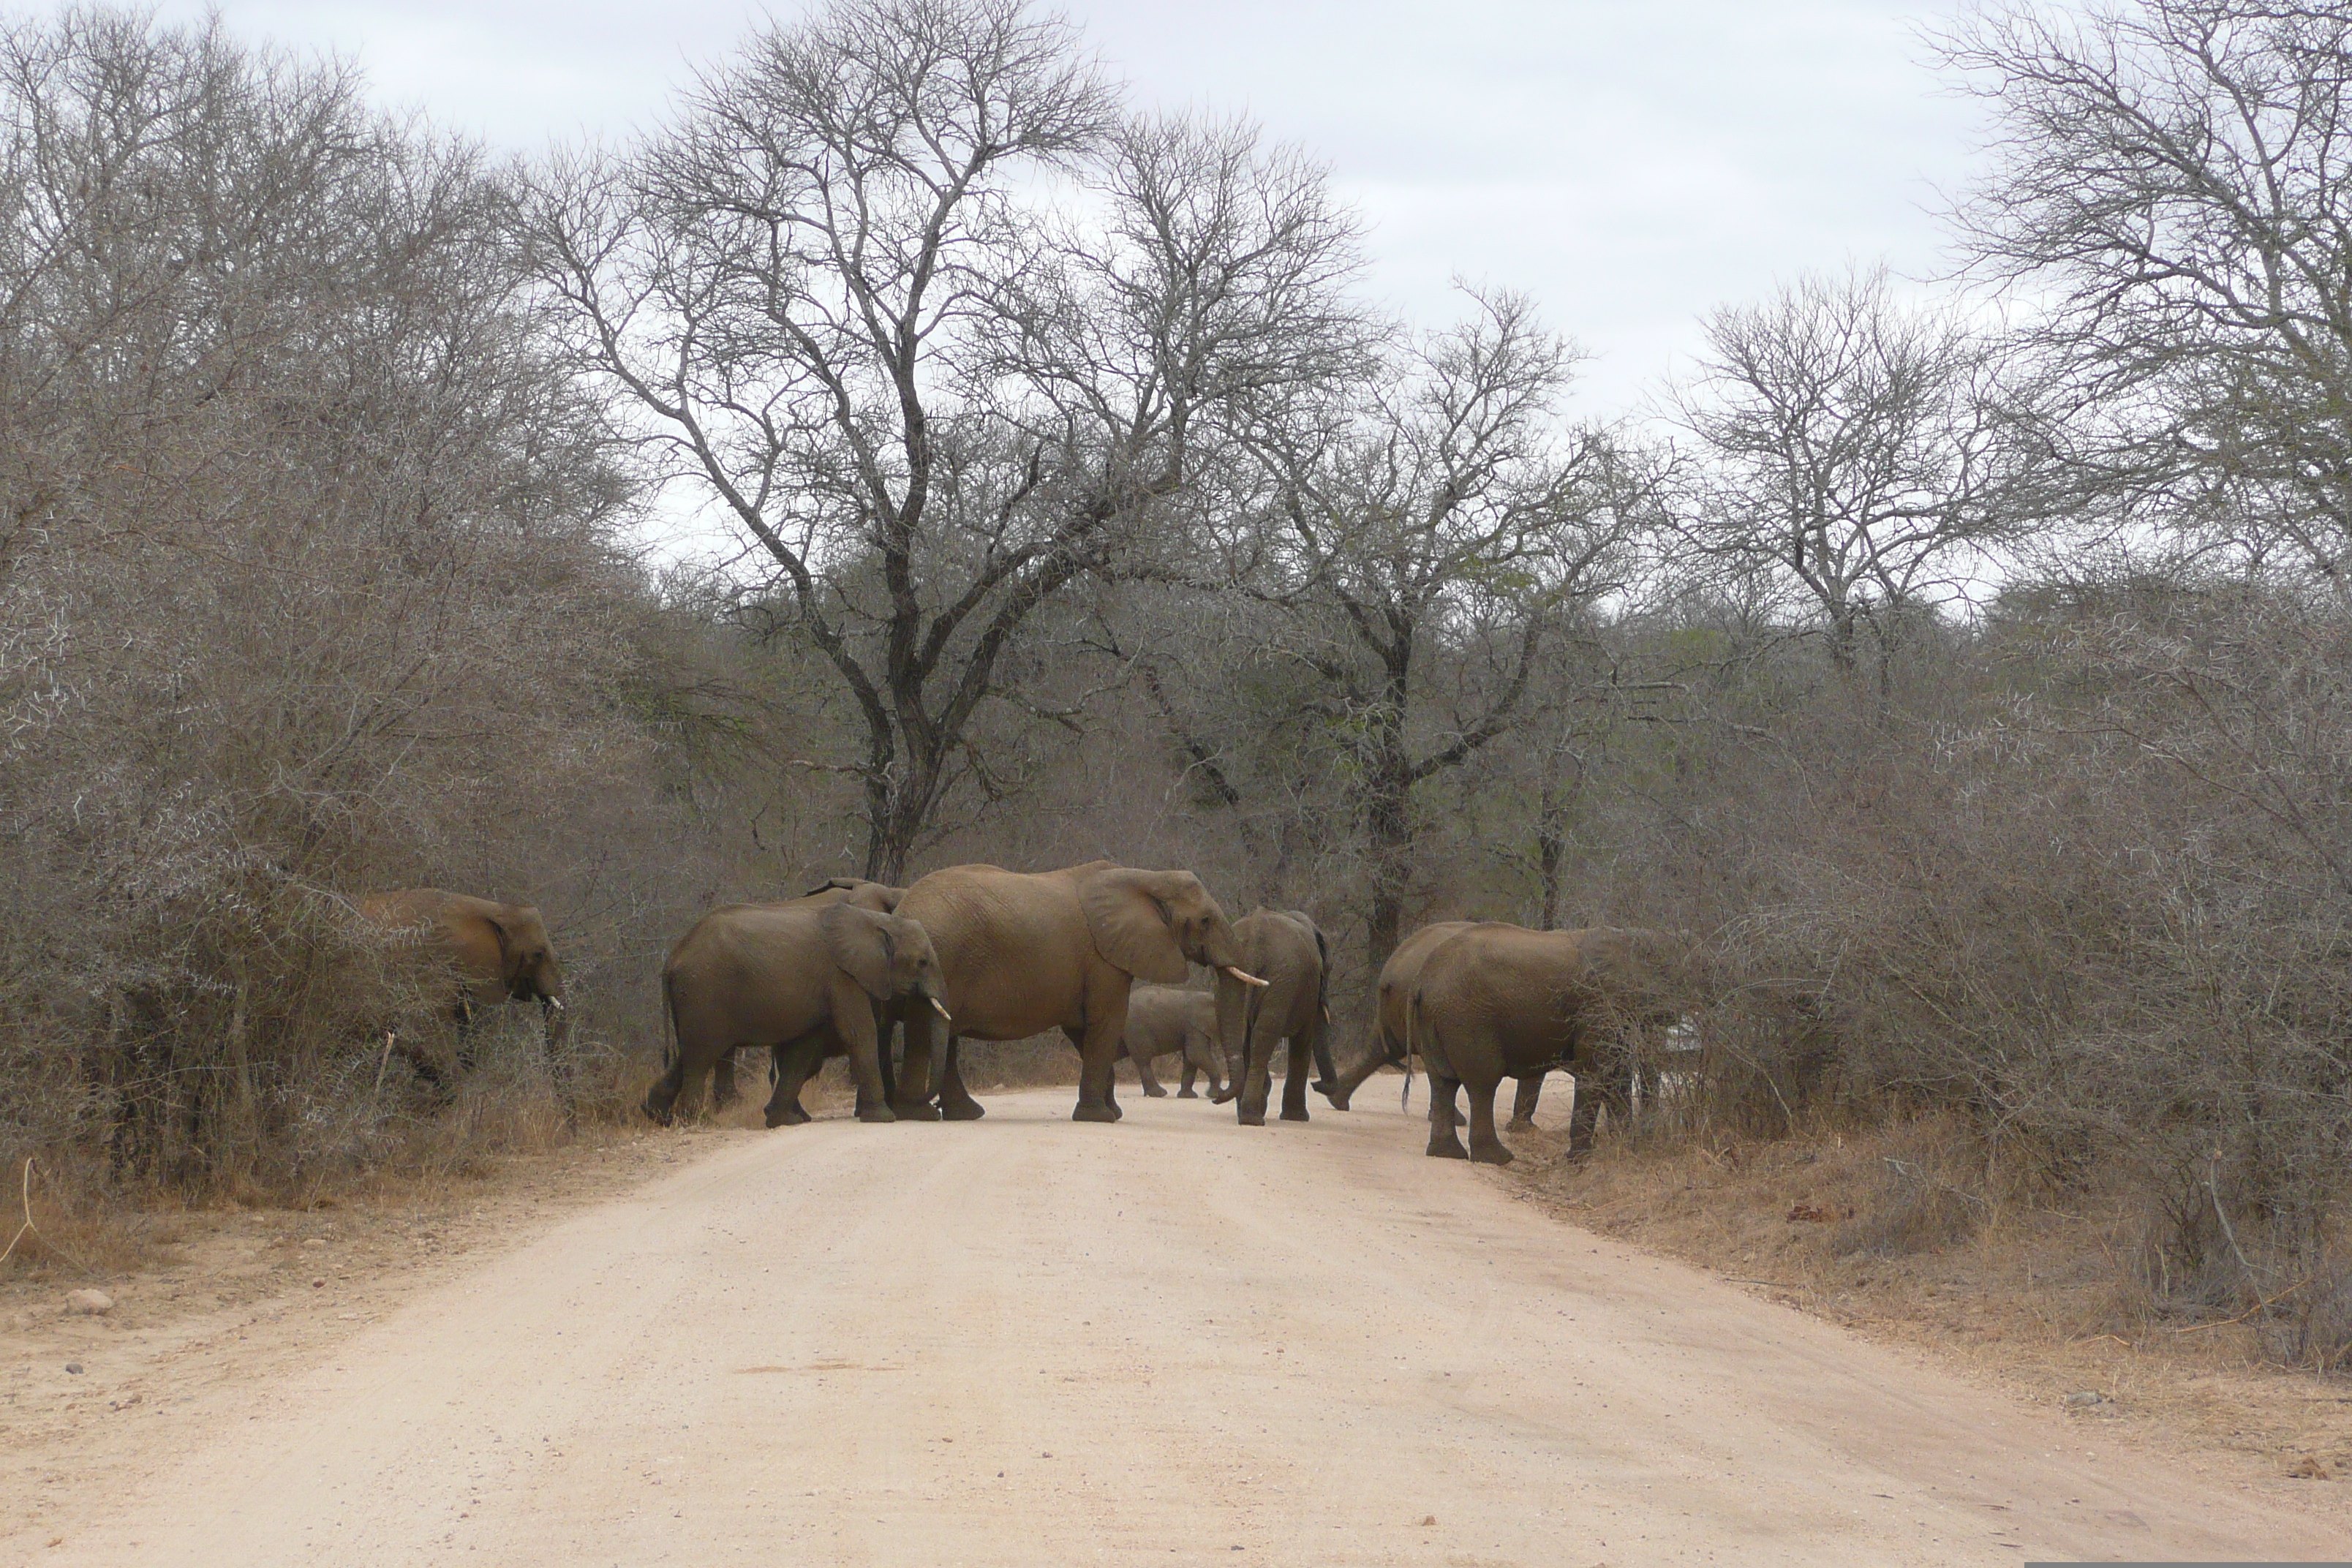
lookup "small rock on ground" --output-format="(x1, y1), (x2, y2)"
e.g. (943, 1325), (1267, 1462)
(64, 1289), (113, 1316)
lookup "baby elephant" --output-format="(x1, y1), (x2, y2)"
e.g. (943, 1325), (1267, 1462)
(1116, 985), (1232, 1100)
(649, 901), (949, 1124)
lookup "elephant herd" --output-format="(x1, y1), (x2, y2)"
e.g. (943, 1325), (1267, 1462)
(360, 858), (1704, 1166)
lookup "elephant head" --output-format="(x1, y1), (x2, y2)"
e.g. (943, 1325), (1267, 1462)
(486, 904), (568, 1042)
(1075, 864), (1256, 985)
(822, 903), (951, 1021)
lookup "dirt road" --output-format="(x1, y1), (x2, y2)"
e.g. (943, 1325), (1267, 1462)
(6, 1089), (2343, 1565)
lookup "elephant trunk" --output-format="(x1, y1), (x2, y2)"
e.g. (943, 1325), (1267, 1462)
(1319, 1034), (1397, 1111)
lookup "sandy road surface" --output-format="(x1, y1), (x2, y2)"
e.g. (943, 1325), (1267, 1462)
(7, 1090), (2345, 1566)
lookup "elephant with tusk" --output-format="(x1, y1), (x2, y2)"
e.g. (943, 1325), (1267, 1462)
(886, 860), (1258, 1123)
(358, 889), (571, 1119)
(647, 899), (946, 1125)
(1218, 908), (1333, 1126)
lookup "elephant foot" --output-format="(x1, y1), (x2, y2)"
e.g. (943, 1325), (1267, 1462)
(890, 1100), (943, 1122)
(1505, 1117), (1538, 1134)
(1427, 1134), (1469, 1160)
(766, 1104), (813, 1128)
(853, 1104), (897, 1124)
(1236, 1110), (1266, 1128)
(1470, 1140), (1516, 1166)
(1280, 1108), (1311, 1123)
(1176, 1088), (1198, 1098)
(1071, 1101), (1120, 1124)
(941, 1098), (986, 1122)
(1142, 1085), (1169, 1098)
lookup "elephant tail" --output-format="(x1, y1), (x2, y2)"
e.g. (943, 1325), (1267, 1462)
(1402, 986), (1419, 1111)
(660, 968), (680, 1073)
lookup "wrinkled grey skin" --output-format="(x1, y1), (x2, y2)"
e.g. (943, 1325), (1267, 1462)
(647, 900), (943, 1125)
(1217, 908), (1331, 1126)
(1116, 985), (1230, 1100)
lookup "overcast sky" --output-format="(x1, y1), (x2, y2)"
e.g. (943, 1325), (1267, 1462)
(146, 0), (1987, 424)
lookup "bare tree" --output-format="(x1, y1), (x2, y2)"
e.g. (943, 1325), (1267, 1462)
(1240, 289), (1635, 976)
(1938, 0), (2352, 583)
(522, 0), (1363, 879)
(1667, 266), (2052, 683)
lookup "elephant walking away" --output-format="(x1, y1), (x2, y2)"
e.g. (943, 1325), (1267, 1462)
(1218, 908), (1331, 1126)
(358, 889), (570, 1102)
(1116, 985), (1231, 1100)
(705, 878), (905, 1113)
(887, 861), (1262, 1123)
(1481, 927), (1699, 1135)
(1316, 921), (1474, 1111)
(1410, 922), (1695, 1165)
(647, 899), (946, 1125)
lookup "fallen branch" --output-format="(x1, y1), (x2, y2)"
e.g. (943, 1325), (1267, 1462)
(0, 1157), (37, 1268)
(2171, 1277), (2312, 1334)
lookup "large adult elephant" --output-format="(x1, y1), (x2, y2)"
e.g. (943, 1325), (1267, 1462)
(1316, 920), (1474, 1112)
(1490, 926), (1695, 1134)
(1409, 921), (1694, 1165)
(706, 878), (905, 1114)
(886, 861), (1263, 1123)
(1115, 985), (1230, 1100)
(646, 898), (946, 1124)
(358, 889), (569, 1087)
(1217, 908), (1331, 1126)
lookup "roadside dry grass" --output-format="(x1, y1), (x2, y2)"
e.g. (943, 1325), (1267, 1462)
(1504, 1111), (2352, 1487)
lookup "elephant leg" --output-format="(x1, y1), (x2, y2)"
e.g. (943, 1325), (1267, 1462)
(1507, 1073), (1544, 1134)
(764, 1037), (821, 1128)
(1071, 1010), (1125, 1124)
(1466, 1080), (1513, 1165)
(833, 1003), (898, 1124)
(937, 1034), (984, 1120)
(453, 999), (479, 1077)
(1425, 1075), (1469, 1160)
(1567, 1070), (1602, 1158)
(1132, 1048), (1169, 1098)
(1236, 1011), (1280, 1127)
(892, 1007), (942, 1120)
(712, 1049), (742, 1110)
(876, 1011), (900, 1106)
(642, 1050), (691, 1126)
(1278, 1033), (1312, 1122)
(1177, 1053), (1199, 1098)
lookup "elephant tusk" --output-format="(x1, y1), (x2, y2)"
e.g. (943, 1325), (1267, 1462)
(929, 996), (954, 1024)
(546, 996), (565, 1011)
(1224, 965), (1270, 988)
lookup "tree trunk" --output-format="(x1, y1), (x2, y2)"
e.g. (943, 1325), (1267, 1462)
(1362, 705), (1412, 985)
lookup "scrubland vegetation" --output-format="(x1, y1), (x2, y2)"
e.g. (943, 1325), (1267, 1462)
(4, 0), (2352, 1371)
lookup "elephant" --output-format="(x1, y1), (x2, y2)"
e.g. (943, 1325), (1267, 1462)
(885, 860), (1263, 1123)
(358, 889), (569, 1098)
(1408, 921), (1697, 1165)
(705, 878), (906, 1114)
(1490, 926), (1694, 1134)
(645, 897), (947, 1125)
(1217, 908), (1332, 1126)
(1115, 985), (1231, 1099)
(1316, 920), (1475, 1112)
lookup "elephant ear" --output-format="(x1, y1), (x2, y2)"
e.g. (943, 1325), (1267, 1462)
(1079, 868), (1191, 984)
(821, 905), (896, 1000)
